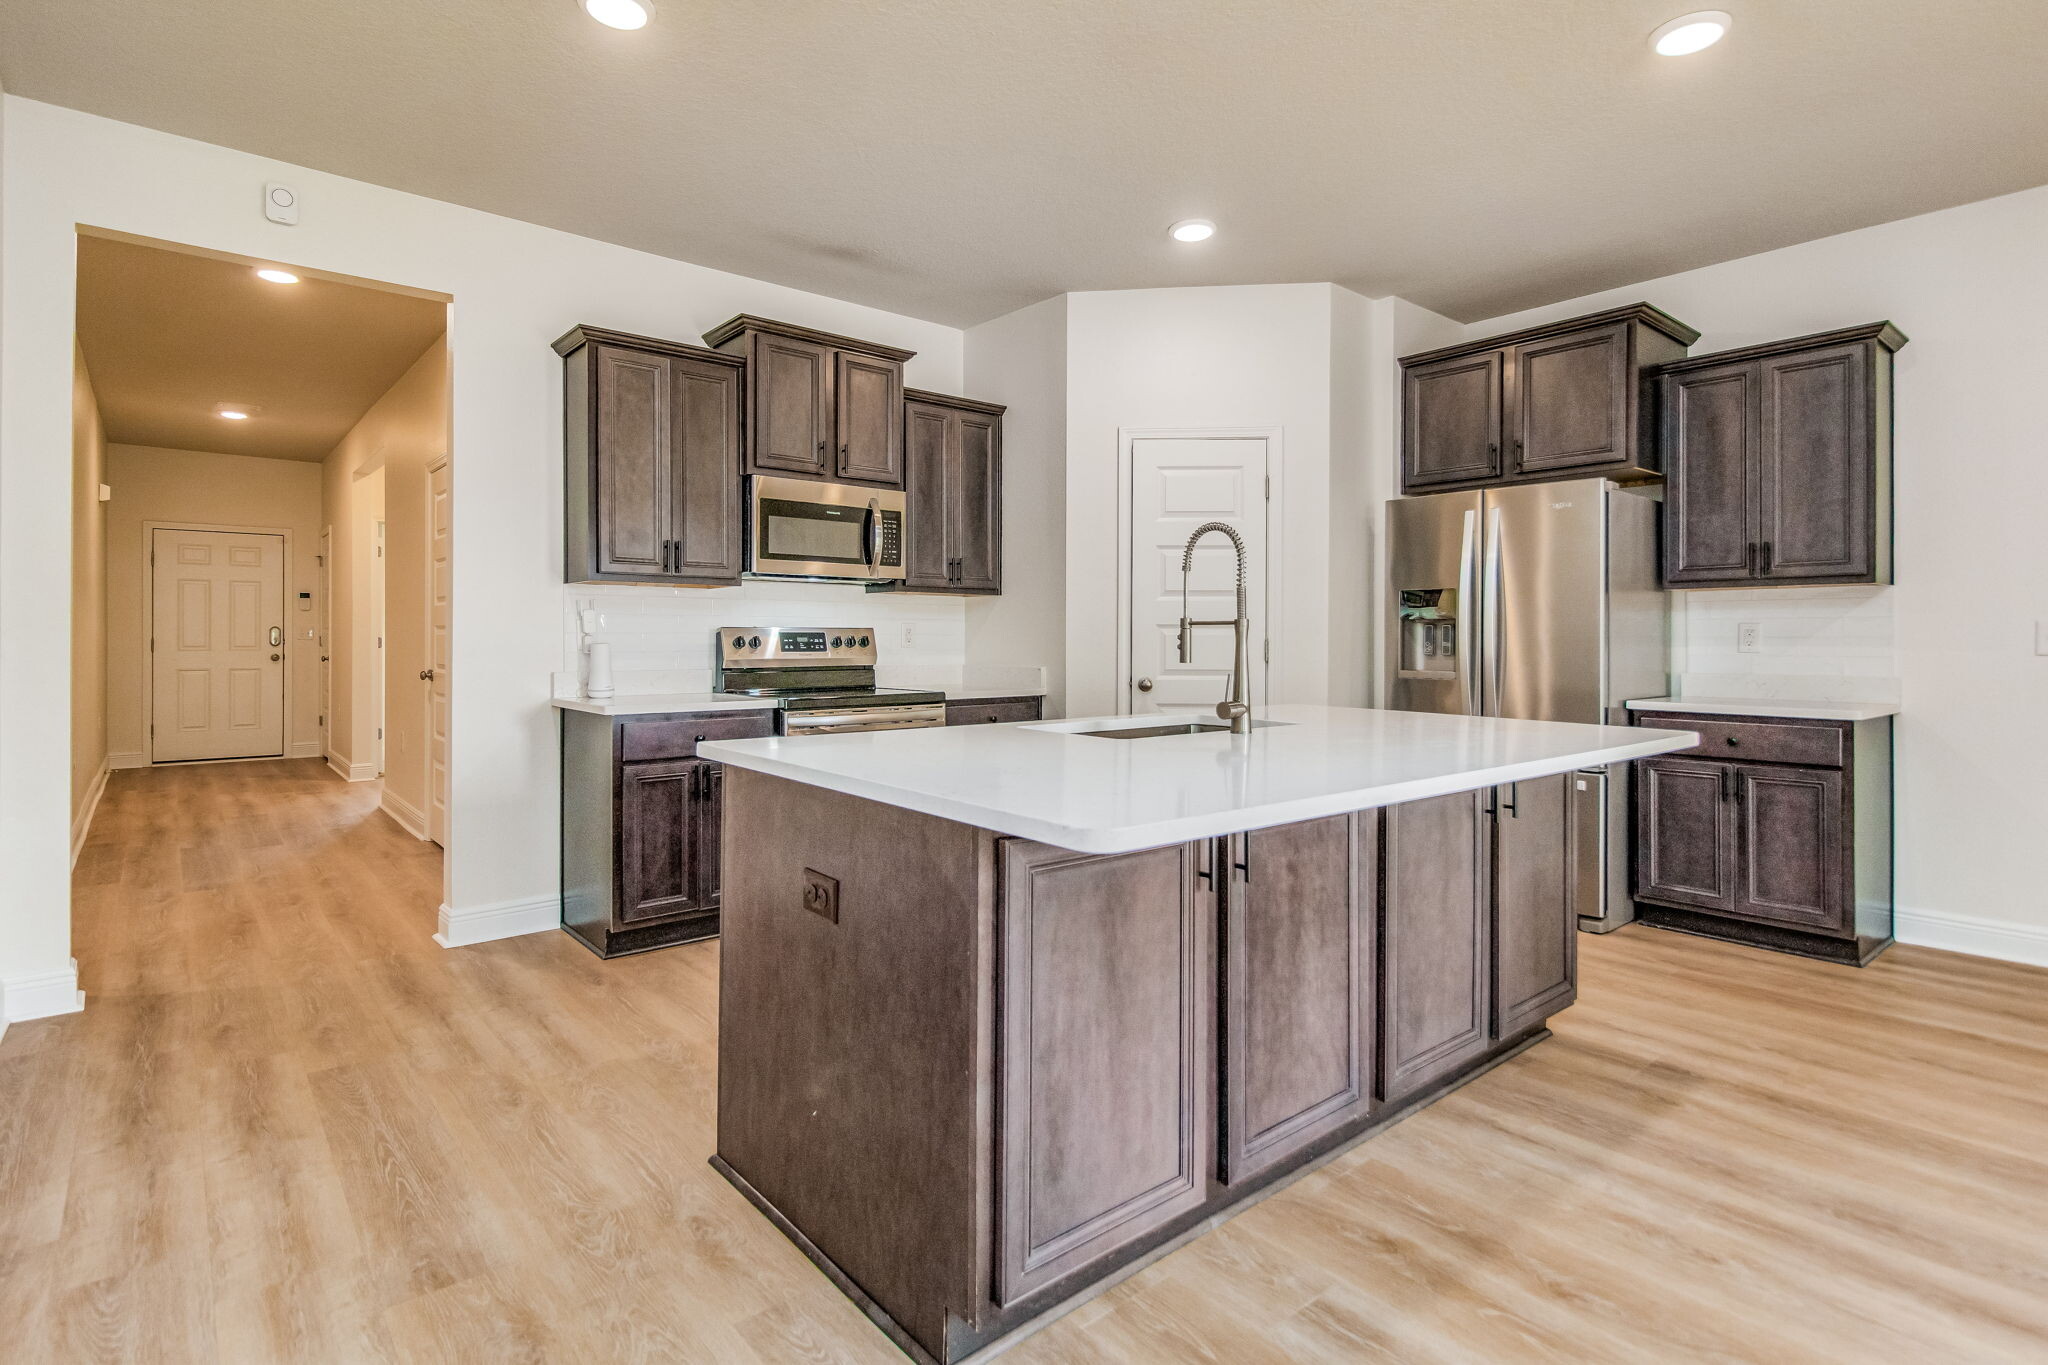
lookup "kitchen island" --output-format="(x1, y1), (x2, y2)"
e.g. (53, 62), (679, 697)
(701, 705), (1696, 1364)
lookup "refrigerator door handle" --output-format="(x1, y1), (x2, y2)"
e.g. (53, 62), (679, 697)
(1457, 508), (1481, 715)
(1483, 505), (1505, 717)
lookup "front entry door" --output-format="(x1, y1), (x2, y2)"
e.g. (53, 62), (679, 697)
(1127, 437), (1269, 716)
(151, 528), (286, 762)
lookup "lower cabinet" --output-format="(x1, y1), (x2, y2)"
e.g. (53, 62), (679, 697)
(1220, 814), (1375, 1184)
(561, 706), (773, 957)
(1492, 774), (1577, 1041)
(994, 839), (1214, 1306)
(1633, 711), (1891, 965)
(943, 696), (1043, 727)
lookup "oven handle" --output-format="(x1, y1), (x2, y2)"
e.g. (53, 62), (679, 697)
(782, 703), (948, 735)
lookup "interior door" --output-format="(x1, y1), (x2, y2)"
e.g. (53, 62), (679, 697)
(426, 460), (452, 846)
(151, 528), (286, 762)
(1485, 480), (1607, 725)
(1127, 437), (1268, 715)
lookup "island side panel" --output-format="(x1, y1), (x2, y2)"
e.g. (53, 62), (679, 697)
(715, 770), (995, 1361)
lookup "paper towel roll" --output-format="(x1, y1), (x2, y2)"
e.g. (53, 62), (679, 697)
(586, 640), (615, 699)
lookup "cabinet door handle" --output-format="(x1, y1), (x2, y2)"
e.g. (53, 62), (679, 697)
(841, 443), (850, 458)
(1196, 839), (1214, 887)
(1720, 766), (1736, 802)
(816, 439), (826, 458)
(1233, 833), (1252, 884)
(1760, 541), (1773, 575)
(1503, 781), (1519, 818)
(1746, 541), (1759, 576)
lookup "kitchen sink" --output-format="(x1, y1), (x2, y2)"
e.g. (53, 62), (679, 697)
(1067, 719), (1288, 740)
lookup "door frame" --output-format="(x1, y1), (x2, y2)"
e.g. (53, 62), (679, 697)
(1114, 426), (1282, 716)
(425, 457), (451, 846)
(142, 520), (295, 766)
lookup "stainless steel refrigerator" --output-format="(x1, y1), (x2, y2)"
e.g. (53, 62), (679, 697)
(1384, 478), (1669, 931)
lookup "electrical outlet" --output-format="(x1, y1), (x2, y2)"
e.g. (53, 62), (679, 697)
(1737, 622), (1762, 654)
(900, 622), (917, 648)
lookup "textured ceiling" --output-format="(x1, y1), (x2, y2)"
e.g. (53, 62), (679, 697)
(12, 1), (2048, 326)
(75, 235), (448, 461)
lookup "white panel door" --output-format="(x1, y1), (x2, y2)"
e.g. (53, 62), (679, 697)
(151, 528), (286, 762)
(427, 461), (451, 846)
(1127, 438), (1269, 716)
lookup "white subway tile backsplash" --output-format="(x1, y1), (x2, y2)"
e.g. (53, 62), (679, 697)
(1673, 584), (1898, 704)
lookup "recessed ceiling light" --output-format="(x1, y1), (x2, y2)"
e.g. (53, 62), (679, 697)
(1651, 10), (1731, 56)
(581, 0), (651, 30)
(1169, 219), (1216, 243)
(254, 267), (300, 284)
(218, 410), (250, 421)
(215, 402), (260, 421)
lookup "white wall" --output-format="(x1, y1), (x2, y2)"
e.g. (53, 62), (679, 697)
(1673, 586), (1898, 705)
(2, 96), (966, 990)
(1461, 183), (2048, 964)
(102, 443), (326, 765)
(963, 295), (1068, 716)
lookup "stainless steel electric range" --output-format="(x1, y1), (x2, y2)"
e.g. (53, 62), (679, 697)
(715, 627), (946, 735)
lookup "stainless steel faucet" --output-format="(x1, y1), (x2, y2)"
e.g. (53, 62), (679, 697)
(1177, 522), (1252, 734)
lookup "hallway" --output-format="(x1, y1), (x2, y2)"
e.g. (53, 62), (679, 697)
(3, 761), (2047, 1362)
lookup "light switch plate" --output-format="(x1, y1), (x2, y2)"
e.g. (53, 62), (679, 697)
(1737, 622), (1762, 653)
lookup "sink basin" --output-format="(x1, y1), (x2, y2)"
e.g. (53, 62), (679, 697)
(1068, 719), (1288, 740)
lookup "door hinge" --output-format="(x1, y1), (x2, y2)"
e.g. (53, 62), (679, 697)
(1264, 475), (1271, 500)
(1264, 638), (1271, 663)
(377, 727), (384, 740)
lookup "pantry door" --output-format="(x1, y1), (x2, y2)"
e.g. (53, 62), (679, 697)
(151, 528), (287, 762)
(1125, 436), (1271, 716)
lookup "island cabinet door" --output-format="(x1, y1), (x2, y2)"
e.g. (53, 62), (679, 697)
(1220, 814), (1375, 1186)
(1379, 791), (1491, 1106)
(1490, 775), (1576, 1041)
(995, 839), (1215, 1307)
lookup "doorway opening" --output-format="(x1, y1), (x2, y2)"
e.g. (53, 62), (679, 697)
(70, 229), (454, 918)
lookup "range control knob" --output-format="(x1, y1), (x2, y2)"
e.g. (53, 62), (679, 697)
(859, 635), (871, 647)
(748, 635), (762, 649)
(831, 635), (844, 648)
(731, 635), (747, 650)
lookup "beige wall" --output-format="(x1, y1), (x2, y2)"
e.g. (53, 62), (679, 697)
(103, 444), (325, 764)
(322, 335), (447, 820)
(70, 341), (108, 831)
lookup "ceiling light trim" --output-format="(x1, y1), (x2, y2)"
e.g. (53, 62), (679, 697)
(1169, 219), (1216, 244)
(1650, 10), (1732, 56)
(581, 0), (652, 31)
(254, 267), (300, 284)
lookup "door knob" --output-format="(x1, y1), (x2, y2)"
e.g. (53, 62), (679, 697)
(420, 669), (436, 681)
(270, 653), (281, 662)
(1136, 677), (1155, 692)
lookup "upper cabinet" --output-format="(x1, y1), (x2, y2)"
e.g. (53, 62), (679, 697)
(1399, 304), (1698, 494)
(556, 325), (745, 586)
(1660, 323), (1905, 588)
(703, 315), (913, 488)
(874, 389), (1005, 595)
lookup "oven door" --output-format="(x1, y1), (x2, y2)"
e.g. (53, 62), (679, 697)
(749, 476), (907, 582)
(781, 704), (947, 735)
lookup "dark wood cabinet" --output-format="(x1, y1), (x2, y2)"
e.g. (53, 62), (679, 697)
(556, 326), (745, 586)
(1633, 709), (1892, 965)
(879, 389), (1005, 595)
(1490, 774), (1576, 1042)
(1380, 790), (1490, 1103)
(704, 315), (915, 489)
(1398, 304), (1697, 494)
(560, 706), (773, 957)
(1220, 815), (1375, 1184)
(1661, 322), (1905, 587)
(994, 838), (1213, 1306)
(943, 696), (1042, 726)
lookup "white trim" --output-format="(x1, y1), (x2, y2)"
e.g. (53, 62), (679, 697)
(327, 754), (378, 783)
(1114, 426), (1283, 716)
(1896, 906), (2048, 969)
(142, 520), (298, 764)
(434, 895), (558, 949)
(289, 740), (323, 759)
(3, 959), (86, 1023)
(107, 750), (148, 770)
(71, 758), (111, 868)
(380, 787), (430, 841)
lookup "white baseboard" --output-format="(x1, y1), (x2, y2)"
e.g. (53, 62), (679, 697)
(2, 959), (86, 1024)
(107, 750), (147, 771)
(434, 895), (559, 949)
(71, 758), (112, 868)
(327, 753), (379, 783)
(380, 788), (430, 840)
(289, 739), (323, 759)
(1896, 906), (2048, 969)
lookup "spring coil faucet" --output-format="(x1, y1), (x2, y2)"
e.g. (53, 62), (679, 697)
(1177, 521), (1252, 734)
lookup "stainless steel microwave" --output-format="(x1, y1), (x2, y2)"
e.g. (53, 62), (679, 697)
(747, 475), (907, 583)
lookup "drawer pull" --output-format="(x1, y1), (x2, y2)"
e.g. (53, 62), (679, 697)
(1725, 736), (1738, 746)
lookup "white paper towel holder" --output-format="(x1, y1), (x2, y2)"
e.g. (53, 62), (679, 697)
(585, 640), (615, 700)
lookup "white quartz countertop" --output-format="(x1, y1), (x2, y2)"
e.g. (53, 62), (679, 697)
(1625, 697), (1899, 722)
(944, 687), (1047, 702)
(552, 692), (777, 717)
(701, 704), (1699, 854)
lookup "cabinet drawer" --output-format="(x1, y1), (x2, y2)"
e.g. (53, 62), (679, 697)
(1635, 714), (1844, 769)
(619, 711), (773, 761)
(946, 697), (1042, 726)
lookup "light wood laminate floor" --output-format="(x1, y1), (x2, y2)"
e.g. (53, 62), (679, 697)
(4, 759), (2045, 1362)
